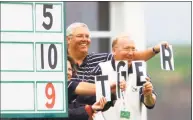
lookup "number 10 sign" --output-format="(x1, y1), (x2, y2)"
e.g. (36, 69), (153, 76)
(0, 2), (67, 118)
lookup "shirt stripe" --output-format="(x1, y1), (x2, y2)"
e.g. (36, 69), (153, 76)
(72, 53), (112, 83)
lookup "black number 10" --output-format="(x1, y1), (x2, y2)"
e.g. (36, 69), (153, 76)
(41, 44), (58, 69)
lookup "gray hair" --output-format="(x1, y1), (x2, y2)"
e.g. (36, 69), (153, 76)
(66, 22), (90, 36)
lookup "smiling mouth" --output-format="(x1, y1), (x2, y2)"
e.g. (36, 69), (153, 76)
(79, 43), (87, 47)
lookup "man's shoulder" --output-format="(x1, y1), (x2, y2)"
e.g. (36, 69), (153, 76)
(88, 52), (110, 56)
(90, 60), (112, 76)
(70, 76), (81, 82)
(98, 60), (112, 66)
(68, 80), (80, 85)
(92, 59), (112, 69)
(87, 52), (112, 59)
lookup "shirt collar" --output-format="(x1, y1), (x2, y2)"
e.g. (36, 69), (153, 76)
(75, 55), (89, 68)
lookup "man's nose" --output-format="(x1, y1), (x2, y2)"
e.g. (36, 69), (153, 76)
(82, 35), (89, 41)
(128, 51), (133, 56)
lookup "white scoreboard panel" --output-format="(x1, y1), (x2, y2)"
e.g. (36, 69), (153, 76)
(0, 2), (68, 118)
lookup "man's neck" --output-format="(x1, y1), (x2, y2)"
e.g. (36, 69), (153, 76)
(68, 49), (87, 65)
(128, 64), (132, 68)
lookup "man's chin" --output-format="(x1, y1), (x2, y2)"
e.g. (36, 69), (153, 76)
(79, 49), (88, 53)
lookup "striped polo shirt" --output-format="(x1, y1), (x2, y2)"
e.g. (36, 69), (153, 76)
(68, 80), (79, 103)
(71, 52), (113, 83)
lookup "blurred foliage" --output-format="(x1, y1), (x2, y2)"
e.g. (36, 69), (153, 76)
(147, 45), (191, 120)
(147, 45), (191, 86)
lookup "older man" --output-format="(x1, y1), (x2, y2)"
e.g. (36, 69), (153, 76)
(91, 34), (157, 120)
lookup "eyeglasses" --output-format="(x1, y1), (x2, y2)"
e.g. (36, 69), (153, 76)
(117, 47), (136, 52)
(71, 34), (90, 39)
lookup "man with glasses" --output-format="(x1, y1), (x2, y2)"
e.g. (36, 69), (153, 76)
(91, 34), (157, 120)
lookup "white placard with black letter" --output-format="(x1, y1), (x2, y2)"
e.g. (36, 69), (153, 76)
(115, 60), (128, 100)
(95, 75), (111, 102)
(121, 61), (147, 120)
(160, 44), (175, 71)
(132, 60), (147, 87)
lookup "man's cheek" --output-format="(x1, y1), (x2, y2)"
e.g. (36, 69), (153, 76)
(88, 40), (91, 45)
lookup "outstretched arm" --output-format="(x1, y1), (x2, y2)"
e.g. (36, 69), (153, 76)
(74, 80), (126, 96)
(74, 82), (96, 95)
(134, 41), (169, 61)
(74, 64), (126, 96)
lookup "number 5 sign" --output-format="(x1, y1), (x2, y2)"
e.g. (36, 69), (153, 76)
(0, 2), (67, 118)
(36, 3), (62, 32)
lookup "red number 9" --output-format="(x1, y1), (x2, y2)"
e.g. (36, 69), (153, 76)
(45, 82), (55, 108)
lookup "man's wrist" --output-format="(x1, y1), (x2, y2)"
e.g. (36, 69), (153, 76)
(85, 105), (94, 117)
(144, 93), (152, 99)
(152, 47), (160, 54)
(144, 93), (155, 104)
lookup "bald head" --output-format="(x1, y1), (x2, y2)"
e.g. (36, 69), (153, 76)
(112, 35), (136, 51)
(112, 34), (136, 66)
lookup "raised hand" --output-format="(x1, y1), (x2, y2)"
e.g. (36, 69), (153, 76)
(91, 96), (107, 111)
(153, 41), (169, 53)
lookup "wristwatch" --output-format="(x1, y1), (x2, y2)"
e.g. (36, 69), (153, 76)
(152, 47), (159, 54)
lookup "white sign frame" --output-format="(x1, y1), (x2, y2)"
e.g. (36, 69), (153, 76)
(0, 2), (68, 118)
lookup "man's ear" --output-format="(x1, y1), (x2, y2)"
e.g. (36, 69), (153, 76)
(112, 48), (116, 56)
(66, 36), (71, 45)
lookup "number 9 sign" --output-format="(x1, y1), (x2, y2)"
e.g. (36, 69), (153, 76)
(45, 83), (55, 108)
(37, 82), (64, 110)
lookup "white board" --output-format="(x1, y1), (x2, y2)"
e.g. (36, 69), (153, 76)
(0, 2), (67, 118)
